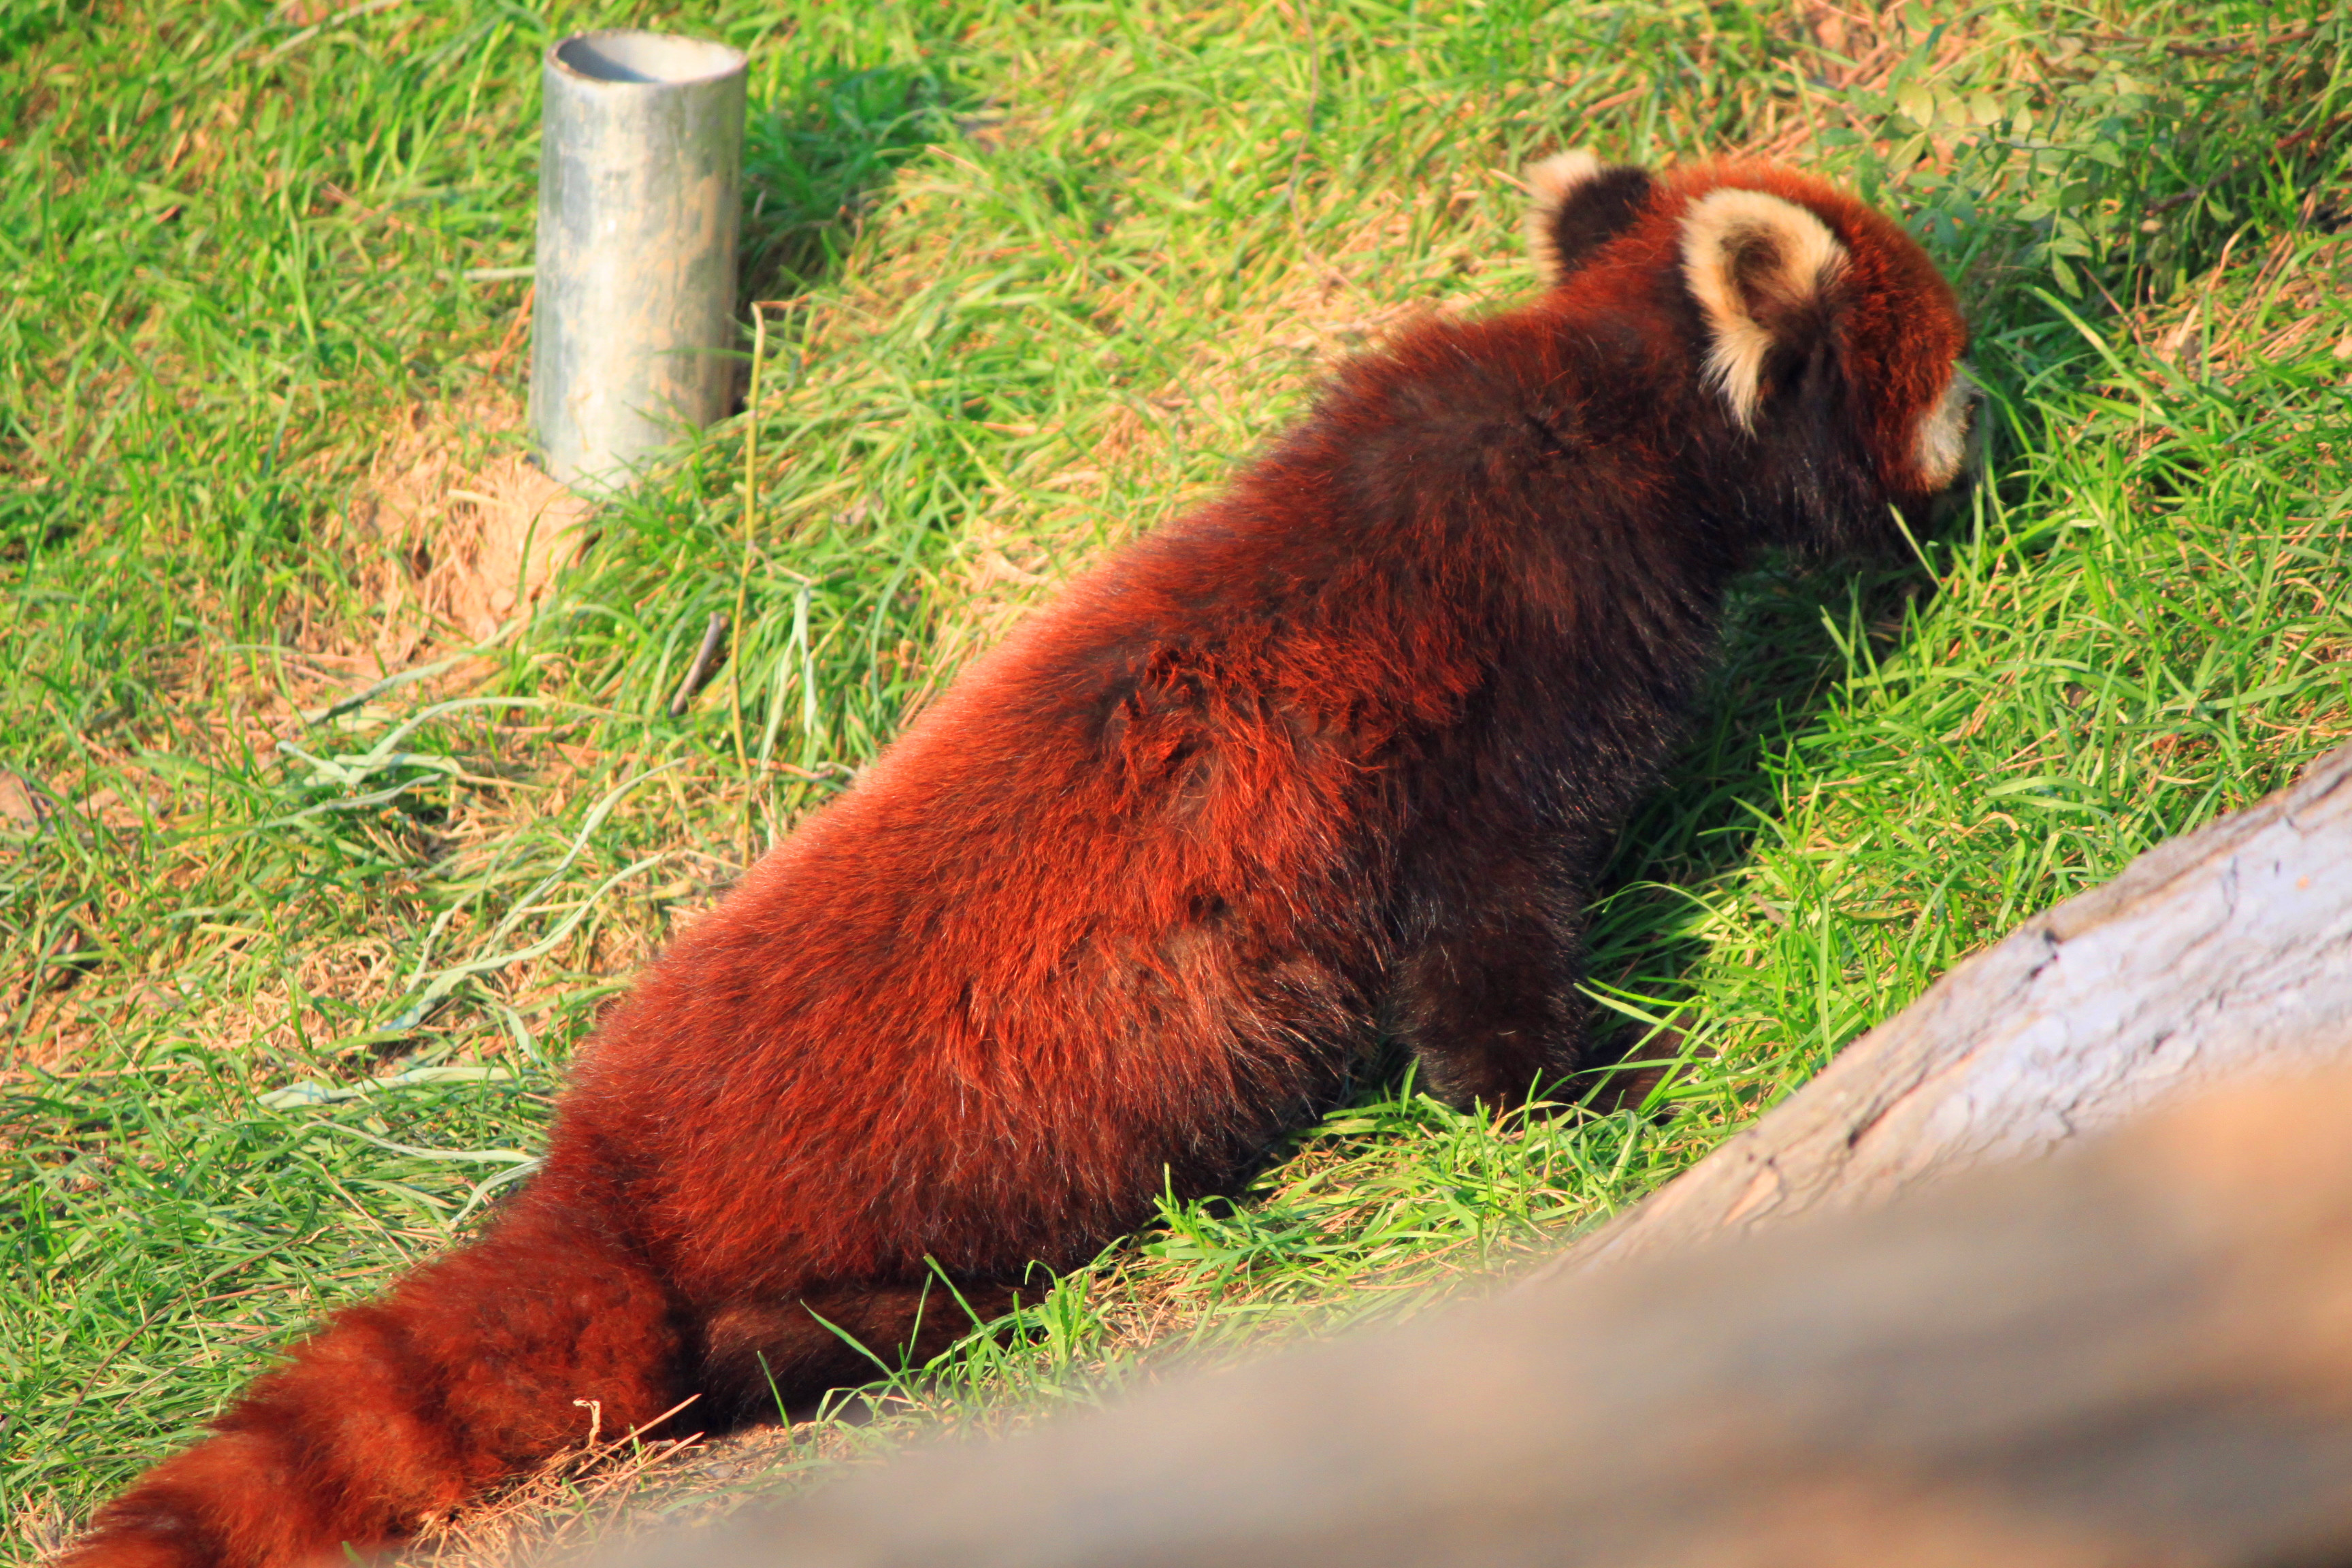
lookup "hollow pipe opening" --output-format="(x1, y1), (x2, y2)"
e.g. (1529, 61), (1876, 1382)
(552, 31), (744, 88)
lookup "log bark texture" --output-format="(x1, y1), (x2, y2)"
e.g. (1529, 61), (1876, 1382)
(1558, 736), (2352, 1273)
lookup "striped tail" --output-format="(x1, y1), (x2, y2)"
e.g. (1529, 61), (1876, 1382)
(63, 1195), (685, 1568)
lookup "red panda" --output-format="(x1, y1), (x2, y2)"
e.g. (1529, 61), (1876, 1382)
(62, 154), (1975, 1568)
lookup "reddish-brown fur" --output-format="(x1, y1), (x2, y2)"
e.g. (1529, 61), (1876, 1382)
(63, 158), (1970, 1568)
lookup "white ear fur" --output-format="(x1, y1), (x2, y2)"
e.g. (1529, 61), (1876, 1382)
(1522, 150), (1607, 278)
(1680, 188), (1848, 431)
(1912, 361), (1978, 489)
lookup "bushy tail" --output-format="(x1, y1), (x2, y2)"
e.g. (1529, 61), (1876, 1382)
(63, 1196), (685, 1568)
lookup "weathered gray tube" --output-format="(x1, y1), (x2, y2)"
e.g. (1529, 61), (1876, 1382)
(530, 31), (747, 492)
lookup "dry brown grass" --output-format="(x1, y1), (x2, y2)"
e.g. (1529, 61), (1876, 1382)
(2127, 192), (2352, 385)
(0, 329), (618, 1075)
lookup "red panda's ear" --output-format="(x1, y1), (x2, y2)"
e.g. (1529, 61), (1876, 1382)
(1679, 187), (1848, 431)
(1524, 150), (1653, 287)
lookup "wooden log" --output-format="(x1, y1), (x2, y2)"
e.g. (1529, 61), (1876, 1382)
(634, 1068), (2352, 1567)
(1556, 736), (2352, 1273)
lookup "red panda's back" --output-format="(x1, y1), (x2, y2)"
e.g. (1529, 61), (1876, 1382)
(554, 491), (1467, 1298)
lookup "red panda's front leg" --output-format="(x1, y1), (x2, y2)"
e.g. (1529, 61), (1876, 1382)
(1383, 843), (1590, 1110)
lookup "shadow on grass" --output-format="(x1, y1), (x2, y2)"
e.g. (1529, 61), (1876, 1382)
(1574, 551), (1942, 1081)
(737, 59), (976, 318)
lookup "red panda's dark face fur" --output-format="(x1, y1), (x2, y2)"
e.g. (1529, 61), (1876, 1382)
(1526, 151), (1978, 557)
(62, 156), (1976, 1568)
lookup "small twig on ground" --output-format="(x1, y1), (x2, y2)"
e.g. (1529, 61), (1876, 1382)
(2165, 22), (2319, 58)
(315, 179), (428, 235)
(483, 284), (536, 378)
(671, 614), (730, 717)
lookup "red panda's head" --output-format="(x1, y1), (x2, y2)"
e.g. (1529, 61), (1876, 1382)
(1526, 151), (1979, 546)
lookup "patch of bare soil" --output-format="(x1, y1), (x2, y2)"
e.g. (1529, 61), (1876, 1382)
(357, 393), (594, 657)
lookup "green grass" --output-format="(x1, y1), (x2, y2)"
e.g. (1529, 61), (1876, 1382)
(5, 0), (2351, 1556)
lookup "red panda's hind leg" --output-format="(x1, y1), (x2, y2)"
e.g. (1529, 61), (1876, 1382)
(694, 1279), (1022, 1428)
